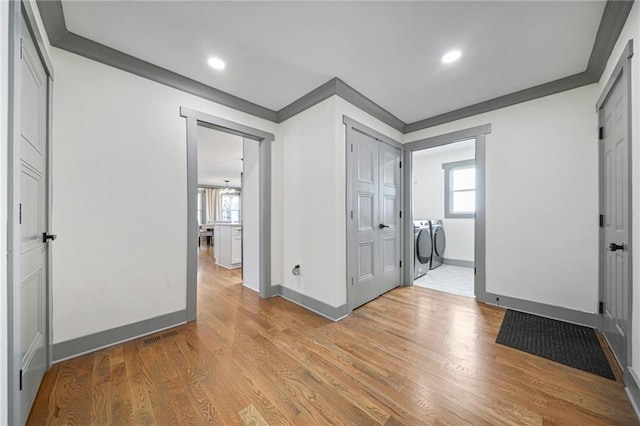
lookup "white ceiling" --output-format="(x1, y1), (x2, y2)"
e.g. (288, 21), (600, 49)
(197, 126), (243, 188)
(62, 1), (605, 124)
(413, 138), (475, 158)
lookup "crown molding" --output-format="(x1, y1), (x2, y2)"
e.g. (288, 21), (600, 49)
(37, 0), (634, 134)
(36, 0), (278, 122)
(276, 78), (339, 124)
(586, 0), (635, 80)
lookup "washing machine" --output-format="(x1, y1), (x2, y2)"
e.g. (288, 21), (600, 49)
(429, 219), (446, 269)
(414, 220), (432, 279)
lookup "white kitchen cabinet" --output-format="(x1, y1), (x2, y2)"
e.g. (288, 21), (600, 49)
(214, 225), (221, 252)
(214, 223), (242, 269)
(231, 234), (242, 264)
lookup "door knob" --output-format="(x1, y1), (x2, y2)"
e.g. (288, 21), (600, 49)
(609, 242), (624, 252)
(42, 233), (57, 243)
(379, 224), (390, 229)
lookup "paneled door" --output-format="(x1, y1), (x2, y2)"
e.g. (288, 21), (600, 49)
(600, 71), (630, 373)
(17, 16), (50, 423)
(378, 143), (402, 294)
(348, 125), (401, 310)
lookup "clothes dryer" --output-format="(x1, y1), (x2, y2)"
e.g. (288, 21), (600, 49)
(414, 220), (431, 279)
(429, 219), (446, 269)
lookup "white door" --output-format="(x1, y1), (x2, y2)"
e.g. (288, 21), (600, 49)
(600, 72), (629, 372)
(349, 127), (401, 310)
(18, 16), (50, 423)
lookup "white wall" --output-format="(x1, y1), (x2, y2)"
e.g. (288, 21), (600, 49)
(242, 139), (259, 292)
(0, 1), (9, 422)
(597, 2), (640, 374)
(413, 144), (475, 262)
(50, 47), (277, 343)
(275, 96), (402, 308)
(278, 97), (342, 306)
(404, 84), (600, 313)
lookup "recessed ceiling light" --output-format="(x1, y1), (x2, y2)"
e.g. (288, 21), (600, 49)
(207, 57), (226, 70)
(441, 50), (462, 64)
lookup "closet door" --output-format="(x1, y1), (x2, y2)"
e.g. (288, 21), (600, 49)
(348, 125), (401, 310)
(378, 143), (401, 294)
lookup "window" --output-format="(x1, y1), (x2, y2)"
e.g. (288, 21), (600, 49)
(220, 192), (241, 222)
(442, 159), (475, 218)
(197, 189), (205, 225)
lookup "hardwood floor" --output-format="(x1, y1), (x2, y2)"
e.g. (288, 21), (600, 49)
(28, 245), (638, 425)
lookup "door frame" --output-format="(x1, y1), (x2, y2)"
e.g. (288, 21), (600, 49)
(403, 124), (491, 301)
(596, 39), (633, 383)
(180, 107), (274, 321)
(344, 115), (404, 313)
(7, 1), (55, 423)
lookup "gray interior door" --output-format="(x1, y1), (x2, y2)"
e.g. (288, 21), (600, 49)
(378, 143), (401, 293)
(18, 16), (49, 423)
(600, 72), (629, 373)
(349, 128), (401, 310)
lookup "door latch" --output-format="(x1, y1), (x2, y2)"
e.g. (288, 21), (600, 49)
(42, 233), (57, 243)
(609, 242), (624, 252)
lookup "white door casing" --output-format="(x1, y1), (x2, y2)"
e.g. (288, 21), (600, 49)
(347, 120), (402, 310)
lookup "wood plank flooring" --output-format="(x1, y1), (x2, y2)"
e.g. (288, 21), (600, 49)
(28, 246), (638, 424)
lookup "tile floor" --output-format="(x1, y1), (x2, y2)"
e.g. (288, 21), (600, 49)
(414, 264), (475, 298)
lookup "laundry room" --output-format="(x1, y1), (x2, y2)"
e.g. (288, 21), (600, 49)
(412, 139), (475, 298)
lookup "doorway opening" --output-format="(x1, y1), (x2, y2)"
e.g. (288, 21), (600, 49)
(411, 139), (476, 298)
(180, 107), (274, 322)
(196, 126), (245, 289)
(403, 124), (490, 303)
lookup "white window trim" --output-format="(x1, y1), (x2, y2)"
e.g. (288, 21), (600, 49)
(197, 188), (205, 225)
(442, 159), (476, 219)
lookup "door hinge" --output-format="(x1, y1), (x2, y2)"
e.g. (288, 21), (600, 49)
(19, 369), (22, 391)
(474, 267), (477, 275)
(350, 144), (353, 153)
(350, 210), (353, 220)
(399, 260), (402, 268)
(399, 161), (402, 168)
(599, 214), (604, 228)
(599, 301), (604, 314)
(20, 38), (23, 60)
(19, 203), (22, 224)
(351, 278), (354, 287)
(599, 127), (604, 140)
(399, 210), (402, 218)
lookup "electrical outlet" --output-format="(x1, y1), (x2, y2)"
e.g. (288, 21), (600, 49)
(292, 264), (301, 276)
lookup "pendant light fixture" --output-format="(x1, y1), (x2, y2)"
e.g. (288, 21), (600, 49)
(221, 180), (237, 194)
